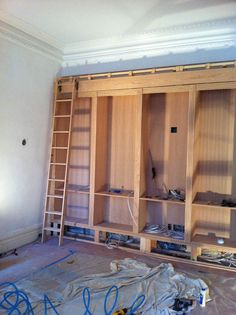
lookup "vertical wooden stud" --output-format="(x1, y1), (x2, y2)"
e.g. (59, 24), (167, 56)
(134, 90), (143, 233)
(185, 86), (197, 242)
(89, 95), (98, 226)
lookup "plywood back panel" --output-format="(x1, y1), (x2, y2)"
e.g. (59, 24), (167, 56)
(107, 95), (136, 191)
(140, 95), (150, 197)
(192, 205), (230, 238)
(95, 97), (109, 191)
(166, 93), (188, 190)
(143, 92), (188, 197)
(66, 193), (89, 220)
(193, 90), (235, 202)
(145, 201), (185, 226)
(68, 98), (91, 188)
(105, 198), (134, 226)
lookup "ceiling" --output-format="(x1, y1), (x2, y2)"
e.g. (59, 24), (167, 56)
(0, 0), (236, 67)
(1, 0), (236, 44)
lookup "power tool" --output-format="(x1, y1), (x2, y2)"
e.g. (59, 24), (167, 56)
(113, 308), (128, 315)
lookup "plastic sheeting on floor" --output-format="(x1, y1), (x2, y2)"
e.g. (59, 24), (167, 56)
(0, 255), (210, 315)
(59, 258), (206, 314)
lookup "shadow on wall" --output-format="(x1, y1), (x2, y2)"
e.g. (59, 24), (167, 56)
(60, 46), (236, 76)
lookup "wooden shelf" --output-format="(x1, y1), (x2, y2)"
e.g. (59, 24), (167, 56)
(47, 194), (63, 199)
(56, 99), (72, 102)
(192, 200), (236, 210)
(54, 115), (71, 118)
(45, 211), (62, 216)
(95, 222), (133, 234)
(139, 231), (186, 244)
(64, 216), (89, 228)
(140, 196), (185, 205)
(66, 184), (90, 194)
(95, 191), (134, 199)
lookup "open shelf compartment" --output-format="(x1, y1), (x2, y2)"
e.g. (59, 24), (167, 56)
(64, 191), (90, 227)
(191, 88), (236, 247)
(140, 92), (188, 204)
(94, 95), (137, 195)
(93, 195), (134, 233)
(139, 199), (185, 241)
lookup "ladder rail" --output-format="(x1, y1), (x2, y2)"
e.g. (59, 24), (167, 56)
(58, 81), (76, 245)
(42, 79), (58, 242)
(42, 79), (76, 244)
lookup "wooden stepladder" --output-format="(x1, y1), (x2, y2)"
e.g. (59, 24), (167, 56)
(42, 77), (76, 245)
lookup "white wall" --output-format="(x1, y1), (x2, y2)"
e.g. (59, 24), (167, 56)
(0, 37), (60, 252)
(61, 46), (236, 76)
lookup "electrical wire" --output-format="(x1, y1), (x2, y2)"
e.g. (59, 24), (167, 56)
(144, 224), (184, 240)
(200, 250), (236, 268)
(127, 192), (138, 227)
(0, 282), (146, 315)
(105, 234), (121, 250)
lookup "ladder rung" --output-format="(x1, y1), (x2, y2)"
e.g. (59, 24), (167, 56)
(50, 163), (66, 166)
(56, 99), (72, 102)
(47, 194), (64, 199)
(45, 211), (63, 215)
(54, 115), (71, 118)
(44, 227), (61, 232)
(57, 83), (74, 87)
(52, 147), (68, 149)
(48, 178), (65, 182)
(53, 131), (70, 134)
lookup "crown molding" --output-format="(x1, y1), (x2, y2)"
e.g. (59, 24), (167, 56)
(0, 12), (63, 62)
(0, 12), (235, 67)
(62, 20), (236, 67)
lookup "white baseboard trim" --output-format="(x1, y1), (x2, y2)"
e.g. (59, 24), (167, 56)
(0, 225), (42, 254)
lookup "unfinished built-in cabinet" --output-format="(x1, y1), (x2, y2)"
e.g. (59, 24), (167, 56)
(42, 64), (236, 270)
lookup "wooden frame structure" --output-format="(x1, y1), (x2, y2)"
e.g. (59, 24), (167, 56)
(42, 61), (236, 272)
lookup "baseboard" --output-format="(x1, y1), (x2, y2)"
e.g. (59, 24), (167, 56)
(0, 225), (42, 254)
